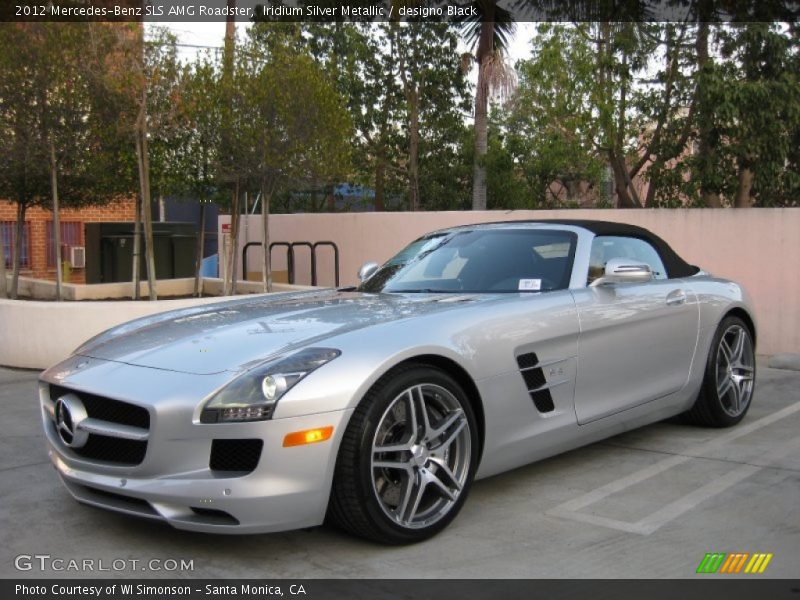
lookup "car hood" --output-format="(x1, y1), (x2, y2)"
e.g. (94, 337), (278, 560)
(77, 290), (487, 375)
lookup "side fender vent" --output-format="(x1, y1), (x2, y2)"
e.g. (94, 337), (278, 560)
(516, 352), (555, 413)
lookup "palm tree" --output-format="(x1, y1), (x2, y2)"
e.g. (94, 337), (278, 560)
(460, 0), (516, 210)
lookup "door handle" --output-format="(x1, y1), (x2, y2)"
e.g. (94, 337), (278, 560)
(666, 289), (687, 306)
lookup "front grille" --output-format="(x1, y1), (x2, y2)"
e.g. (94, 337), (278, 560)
(50, 385), (150, 429)
(72, 434), (148, 466)
(49, 385), (149, 466)
(210, 439), (263, 473)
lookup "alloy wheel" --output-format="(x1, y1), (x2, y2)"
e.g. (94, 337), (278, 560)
(370, 383), (471, 529)
(715, 324), (755, 417)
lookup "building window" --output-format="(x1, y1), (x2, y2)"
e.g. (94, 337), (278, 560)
(46, 221), (82, 268)
(0, 221), (31, 269)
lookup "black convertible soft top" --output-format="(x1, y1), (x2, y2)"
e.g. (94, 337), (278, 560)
(484, 219), (700, 279)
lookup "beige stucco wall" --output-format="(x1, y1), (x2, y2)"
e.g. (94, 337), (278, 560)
(0, 296), (223, 370)
(221, 209), (800, 356)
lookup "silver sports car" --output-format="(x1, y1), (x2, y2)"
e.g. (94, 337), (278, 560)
(40, 220), (757, 544)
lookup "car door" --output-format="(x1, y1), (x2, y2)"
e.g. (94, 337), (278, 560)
(572, 235), (699, 424)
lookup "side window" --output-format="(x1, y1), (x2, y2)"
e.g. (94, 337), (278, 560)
(588, 236), (668, 283)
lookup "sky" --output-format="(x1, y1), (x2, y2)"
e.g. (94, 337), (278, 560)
(159, 21), (538, 67)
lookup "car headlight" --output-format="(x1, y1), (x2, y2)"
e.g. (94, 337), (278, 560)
(200, 348), (341, 423)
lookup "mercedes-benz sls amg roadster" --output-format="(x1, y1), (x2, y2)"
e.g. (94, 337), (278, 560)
(40, 220), (757, 543)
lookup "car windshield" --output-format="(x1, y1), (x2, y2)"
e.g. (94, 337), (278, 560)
(359, 228), (577, 293)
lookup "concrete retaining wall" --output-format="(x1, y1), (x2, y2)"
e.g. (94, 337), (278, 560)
(3, 275), (314, 301)
(0, 280), (315, 369)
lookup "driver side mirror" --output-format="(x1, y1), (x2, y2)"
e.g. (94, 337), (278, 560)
(590, 257), (653, 287)
(358, 261), (380, 283)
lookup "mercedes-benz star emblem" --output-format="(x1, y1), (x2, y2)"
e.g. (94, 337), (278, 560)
(54, 394), (89, 449)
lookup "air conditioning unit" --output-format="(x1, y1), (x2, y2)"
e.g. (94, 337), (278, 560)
(70, 246), (86, 269)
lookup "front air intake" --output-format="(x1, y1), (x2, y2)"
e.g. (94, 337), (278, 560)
(209, 439), (264, 473)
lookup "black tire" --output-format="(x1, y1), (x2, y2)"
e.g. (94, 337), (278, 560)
(328, 363), (479, 544)
(683, 316), (756, 427)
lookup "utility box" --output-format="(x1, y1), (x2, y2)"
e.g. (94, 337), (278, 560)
(84, 222), (198, 284)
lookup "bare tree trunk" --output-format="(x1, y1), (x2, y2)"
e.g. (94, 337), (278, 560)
(132, 125), (146, 300)
(472, 80), (488, 211)
(10, 203), (25, 299)
(135, 130), (156, 299)
(472, 20), (494, 211)
(193, 201), (206, 297)
(50, 140), (63, 301)
(734, 166), (754, 208)
(375, 147), (386, 211)
(131, 185), (142, 300)
(696, 21), (722, 208)
(260, 178), (273, 293)
(230, 188), (240, 296)
(224, 181), (240, 296)
(373, 37), (394, 213)
(644, 159), (664, 207)
(0, 218), (6, 298)
(609, 152), (639, 208)
(224, 192), (233, 295)
(408, 90), (420, 211)
(137, 99), (158, 301)
(565, 180), (581, 205)
(224, 2), (236, 58)
(221, 5), (237, 296)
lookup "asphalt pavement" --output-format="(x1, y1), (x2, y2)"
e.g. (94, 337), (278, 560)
(0, 361), (797, 579)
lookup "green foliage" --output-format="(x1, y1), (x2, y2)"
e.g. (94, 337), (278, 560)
(715, 23), (800, 206)
(393, 22), (473, 210)
(227, 36), (353, 198)
(143, 28), (191, 200)
(250, 21), (473, 212)
(0, 23), (124, 210)
(503, 22), (799, 209)
(2, 20), (798, 219)
(502, 24), (604, 207)
(0, 24), (50, 210)
(173, 53), (223, 203)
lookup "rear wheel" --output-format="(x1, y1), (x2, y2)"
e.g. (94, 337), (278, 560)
(328, 364), (478, 544)
(683, 316), (756, 427)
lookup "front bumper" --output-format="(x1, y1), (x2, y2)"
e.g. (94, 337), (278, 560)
(41, 356), (353, 534)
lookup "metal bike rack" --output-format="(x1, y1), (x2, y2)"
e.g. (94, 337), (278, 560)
(242, 240), (340, 287)
(268, 242), (294, 283)
(241, 242), (264, 281)
(312, 241), (340, 287)
(289, 242), (313, 285)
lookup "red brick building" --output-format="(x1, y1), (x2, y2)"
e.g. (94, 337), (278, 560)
(0, 199), (137, 283)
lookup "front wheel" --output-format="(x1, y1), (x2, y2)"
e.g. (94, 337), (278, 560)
(328, 364), (479, 544)
(683, 316), (756, 427)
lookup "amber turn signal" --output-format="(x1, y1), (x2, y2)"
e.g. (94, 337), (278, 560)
(283, 426), (334, 447)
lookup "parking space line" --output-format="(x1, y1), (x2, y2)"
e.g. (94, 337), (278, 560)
(548, 401), (800, 534)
